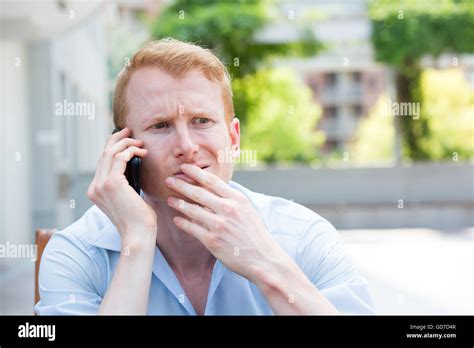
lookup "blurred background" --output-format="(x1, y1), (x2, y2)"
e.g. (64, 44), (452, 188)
(0, 0), (473, 315)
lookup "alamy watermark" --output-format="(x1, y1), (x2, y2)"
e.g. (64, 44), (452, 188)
(18, 322), (55, 341)
(0, 242), (37, 262)
(386, 99), (420, 120)
(218, 145), (257, 167)
(55, 99), (95, 120)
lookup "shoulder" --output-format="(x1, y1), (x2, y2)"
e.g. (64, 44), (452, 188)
(40, 205), (113, 283)
(46, 205), (109, 253)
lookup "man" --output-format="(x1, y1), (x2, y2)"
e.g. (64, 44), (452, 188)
(35, 38), (375, 315)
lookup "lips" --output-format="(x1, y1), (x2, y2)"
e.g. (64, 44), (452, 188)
(172, 165), (210, 185)
(173, 164), (209, 176)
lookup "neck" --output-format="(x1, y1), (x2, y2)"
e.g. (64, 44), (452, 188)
(143, 193), (216, 276)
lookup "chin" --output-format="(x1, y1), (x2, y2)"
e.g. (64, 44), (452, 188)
(141, 182), (170, 202)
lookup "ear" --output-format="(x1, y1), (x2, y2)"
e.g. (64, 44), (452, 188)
(228, 117), (240, 157)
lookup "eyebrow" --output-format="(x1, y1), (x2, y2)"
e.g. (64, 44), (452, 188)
(141, 109), (214, 126)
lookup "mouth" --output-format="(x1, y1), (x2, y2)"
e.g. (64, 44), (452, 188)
(173, 164), (210, 184)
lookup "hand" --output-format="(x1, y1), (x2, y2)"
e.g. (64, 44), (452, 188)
(87, 128), (157, 245)
(165, 164), (289, 284)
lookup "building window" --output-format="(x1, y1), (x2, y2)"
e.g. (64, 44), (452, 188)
(351, 71), (361, 84)
(324, 106), (338, 118)
(368, 76), (378, 89)
(326, 73), (337, 88)
(325, 139), (339, 152)
(352, 104), (363, 116)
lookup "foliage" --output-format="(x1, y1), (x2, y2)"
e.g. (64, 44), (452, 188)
(369, 0), (474, 160)
(351, 95), (395, 165)
(420, 68), (474, 160)
(149, 0), (322, 79)
(351, 69), (474, 163)
(233, 68), (324, 164)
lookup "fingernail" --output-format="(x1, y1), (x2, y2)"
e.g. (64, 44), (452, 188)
(165, 177), (175, 185)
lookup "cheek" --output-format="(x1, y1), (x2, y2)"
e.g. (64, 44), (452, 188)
(203, 127), (232, 154)
(200, 129), (234, 177)
(209, 145), (234, 182)
(140, 140), (170, 191)
(142, 151), (164, 175)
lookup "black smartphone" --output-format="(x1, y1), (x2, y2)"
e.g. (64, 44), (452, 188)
(112, 127), (141, 194)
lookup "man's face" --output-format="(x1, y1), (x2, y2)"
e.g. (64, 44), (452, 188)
(125, 66), (240, 203)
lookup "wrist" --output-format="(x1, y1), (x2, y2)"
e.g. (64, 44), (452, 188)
(252, 254), (298, 294)
(122, 231), (156, 254)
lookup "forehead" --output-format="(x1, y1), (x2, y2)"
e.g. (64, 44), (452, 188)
(125, 67), (225, 121)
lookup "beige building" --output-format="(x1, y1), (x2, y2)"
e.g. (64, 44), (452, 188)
(259, 0), (390, 154)
(305, 64), (387, 153)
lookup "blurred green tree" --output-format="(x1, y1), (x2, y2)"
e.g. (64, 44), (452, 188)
(150, 0), (322, 80)
(369, 0), (474, 160)
(351, 95), (395, 165)
(351, 69), (474, 164)
(420, 68), (474, 160)
(233, 68), (324, 164)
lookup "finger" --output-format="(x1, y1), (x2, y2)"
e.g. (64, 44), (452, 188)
(99, 137), (144, 181)
(167, 196), (217, 229)
(173, 216), (209, 243)
(179, 164), (235, 198)
(105, 127), (131, 148)
(109, 146), (148, 178)
(96, 128), (131, 179)
(165, 176), (222, 213)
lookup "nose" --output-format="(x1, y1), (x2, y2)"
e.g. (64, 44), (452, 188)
(172, 123), (199, 160)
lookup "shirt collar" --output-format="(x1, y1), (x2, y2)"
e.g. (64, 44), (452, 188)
(152, 246), (226, 315)
(86, 206), (122, 252)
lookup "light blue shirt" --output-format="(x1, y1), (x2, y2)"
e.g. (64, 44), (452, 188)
(35, 181), (375, 315)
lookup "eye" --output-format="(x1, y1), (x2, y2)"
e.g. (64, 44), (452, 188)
(152, 122), (169, 130)
(193, 117), (212, 126)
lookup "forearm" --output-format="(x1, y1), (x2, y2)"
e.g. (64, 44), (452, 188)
(98, 234), (156, 315)
(255, 257), (339, 315)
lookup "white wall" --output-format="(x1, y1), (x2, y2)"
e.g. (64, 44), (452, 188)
(49, 13), (111, 229)
(0, 40), (32, 268)
(232, 162), (474, 230)
(51, 12), (111, 175)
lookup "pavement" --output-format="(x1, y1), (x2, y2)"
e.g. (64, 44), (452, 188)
(339, 228), (474, 314)
(1, 228), (473, 315)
